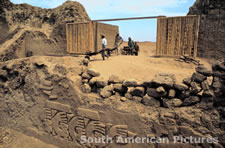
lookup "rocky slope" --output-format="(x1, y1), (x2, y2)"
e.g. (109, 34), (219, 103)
(0, 0), (90, 61)
(188, 0), (225, 59)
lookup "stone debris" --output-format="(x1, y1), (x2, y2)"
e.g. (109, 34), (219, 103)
(152, 73), (175, 88)
(196, 65), (212, 76)
(156, 86), (166, 94)
(100, 85), (113, 98)
(168, 89), (176, 99)
(81, 84), (91, 93)
(141, 95), (160, 107)
(108, 75), (123, 84)
(87, 69), (100, 77)
(191, 72), (207, 83)
(183, 96), (200, 106)
(80, 61), (225, 109)
(147, 88), (167, 98)
(174, 83), (189, 92)
(113, 84), (127, 94)
(123, 79), (138, 87)
(163, 98), (183, 108)
(120, 97), (127, 102)
(183, 77), (192, 86)
(130, 87), (145, 97)
(125, 93), (133, 100)
(95, 78), (107, 88)
(81, 72), (92, 80)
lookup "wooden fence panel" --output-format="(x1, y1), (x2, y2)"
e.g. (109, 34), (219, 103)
(66, 22), (94, 54)
(156, 15), (200, 58)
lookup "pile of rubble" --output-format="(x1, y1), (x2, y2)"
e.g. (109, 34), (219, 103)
(212, 59), (225, 106)
(80, 59), (225, 109)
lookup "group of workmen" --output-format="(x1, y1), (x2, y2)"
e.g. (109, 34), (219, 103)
(101, 33), (139, 60)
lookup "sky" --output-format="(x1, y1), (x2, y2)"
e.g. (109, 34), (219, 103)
(11, 0), (196, 41)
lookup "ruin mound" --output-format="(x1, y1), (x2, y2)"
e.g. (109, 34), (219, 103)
(0, 0), (90, 61)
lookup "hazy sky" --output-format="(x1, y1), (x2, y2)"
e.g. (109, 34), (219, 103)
(11, 0), (196, 41)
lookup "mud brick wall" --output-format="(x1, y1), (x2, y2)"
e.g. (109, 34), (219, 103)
(188, 0), (225, 59)
(93, 22), (119, 51)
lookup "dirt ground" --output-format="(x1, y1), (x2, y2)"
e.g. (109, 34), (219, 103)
(0, 127), (57, 148)
(88, 42), (212, 83)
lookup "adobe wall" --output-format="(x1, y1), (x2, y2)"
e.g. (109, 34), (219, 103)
(188, 0), (225, 59)
(93, 22), (119, 51)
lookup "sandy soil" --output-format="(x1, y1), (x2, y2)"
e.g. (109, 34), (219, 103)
(0, 127), (57, 148)
(88, 42), (211, 83)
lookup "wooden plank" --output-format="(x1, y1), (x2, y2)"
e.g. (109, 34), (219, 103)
(72, 24), (75, 53)
(157, 18), (162, 55)
(158, 19), (162, 55)
(171, 18), (179, 55)
(181, 17), (186, 56)
(68, 24), (71, 53)
(194, 15), (200, 58)
(74, 24), (77, 53)
(66, 24), (69, 53)
(158, 15), (198, 20)
(177, 18), (182, 56)
(80, 23), (84, 52)
(184, 17), (188, 55)
(70, 24), (73, 53)
(163, 19), (168, 55)
(187, 17), (194, 56)
(156, 18), (160, 55)
(156, 18), (163, 55)
(160, 19), (165, 55)
(76, 24), (79, 53)
(172, 18), (177, 56)
(89, 22), (94, 52)
(67, 24), (70, 52)
(92, 16), (165, 22)
(78, 23), (81, 52)
(168, 18), (173, 56)
(190, 17), (195, 56)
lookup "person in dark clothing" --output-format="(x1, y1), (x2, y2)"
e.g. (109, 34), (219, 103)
(128, 37), (135, 55)
(134, 42), (140, 56)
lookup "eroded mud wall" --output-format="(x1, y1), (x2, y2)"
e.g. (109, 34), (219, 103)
(0, 0), (90, 58)
(93, 22), (119, 51)
(188, 0), (225, 59)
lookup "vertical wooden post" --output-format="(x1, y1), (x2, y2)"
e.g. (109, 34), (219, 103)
(66, 24), (69, 53)
(89, 21), (94, 52)
(194, 15), (200, 58)
(156, 18), (161, 56)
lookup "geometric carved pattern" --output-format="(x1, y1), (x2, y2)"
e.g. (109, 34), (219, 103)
(44, 101), (136, 147)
